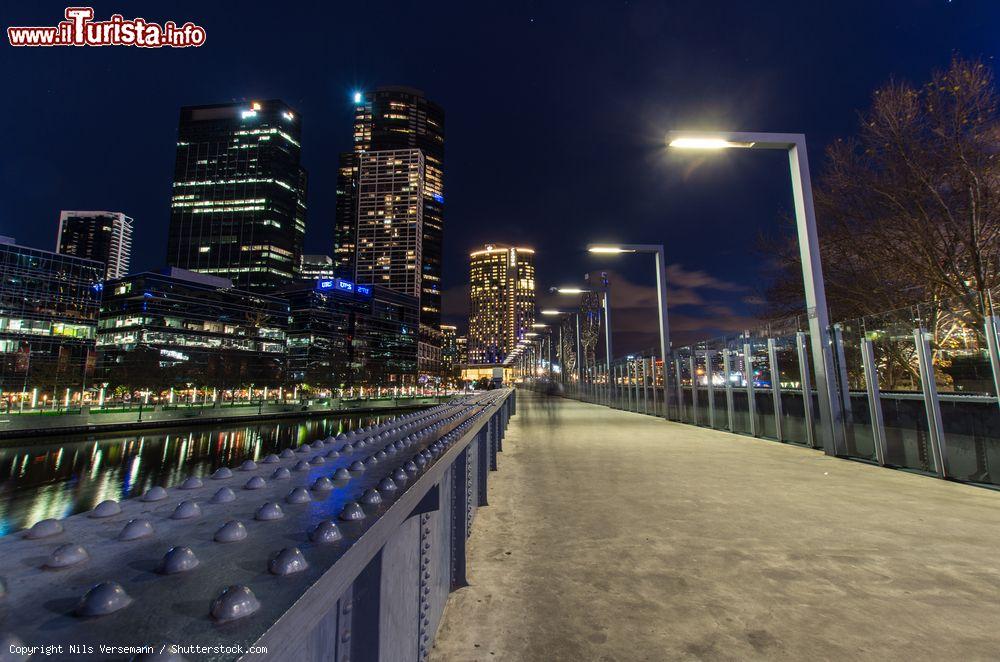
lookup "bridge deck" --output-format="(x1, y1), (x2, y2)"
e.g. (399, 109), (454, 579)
(433, 389), (1000, 661)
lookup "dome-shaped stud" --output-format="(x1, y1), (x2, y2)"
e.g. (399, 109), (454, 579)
(333, 468), (351, 481)
(311, 440), (324, 449)
(336, 433), (347, 441)
(261, 454), (280, 464)
(76, 581), (132, 617)
(404, 461), (419, 473)
(255, 502), (284, 521)
(375, 451), (388, 461)
(89, 500), (121, 518)
(238, 460), (257, 471)
(343, 443), (355, 452)
(349, 460), (365, 472)
(170, 501), (201, 520)
(271, 467), (291, 480)
(268, 547), (308, 576)
(309, 520), (342, 544)
(214, 520), (247, 543)
(45, 543), (89, 569)
(311, 477), (333, 492)
(325, 449), (340, 459)
(210, 585), (260, 622)
(211, 467), (233, 480)
(293, 460), (310, 472)
(339, 501), (365, 521)
(158, 546), (199, 574)
(393, 468), (408, 483)
(210, 487), (236, 504)
(394, 441), (405, 452)
(279, 448), (295, 459)
(142, 486), (168, 502)
(295, 444), (310, 454)
(378, 477), (398, 492)
(414, 455), (427, 468)
(118, 518), (154, 541)
(179, 476), (203, 490)
(310, 455), (325, 465)
(384, 444), (397, 455)
(244, 476), (266, 490)
(360, 489), (382, 505)
(285, 487), (311, 504)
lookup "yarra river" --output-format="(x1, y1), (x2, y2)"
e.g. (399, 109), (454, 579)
(0, 410), (402, 535)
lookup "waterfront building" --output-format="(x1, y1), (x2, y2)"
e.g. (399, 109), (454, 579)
(56, 211), (133, 280)
(167, 100), (308, 293)
(282, 277), (418, 388)
(96, 268), (289, 389)
(0, 236), (103, 397)
(468, 244), (536, 364)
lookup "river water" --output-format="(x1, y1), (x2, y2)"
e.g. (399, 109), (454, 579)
(0, 411), (404, 535)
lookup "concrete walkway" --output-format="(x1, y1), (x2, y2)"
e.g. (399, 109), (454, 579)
(432, 389), (1000, 661)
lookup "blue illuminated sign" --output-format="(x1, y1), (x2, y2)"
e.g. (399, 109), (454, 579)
(318, 278), (369, 296)
(356, 285), (372, 297)
(432, 193), (444, 203)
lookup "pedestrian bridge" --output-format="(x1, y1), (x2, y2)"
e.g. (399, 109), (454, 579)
(433, 389), (1000, 661)
(3, 387), (1000, 661)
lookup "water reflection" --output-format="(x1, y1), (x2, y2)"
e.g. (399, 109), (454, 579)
(0, 412), (393, 535)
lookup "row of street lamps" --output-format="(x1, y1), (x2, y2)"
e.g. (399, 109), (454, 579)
(506, 130), (843, 455)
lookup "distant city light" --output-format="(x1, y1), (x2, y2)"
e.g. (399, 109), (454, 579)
(353, 91), (363, 104)
(241, 110), (257, 119)
(251, 101), (262, 111)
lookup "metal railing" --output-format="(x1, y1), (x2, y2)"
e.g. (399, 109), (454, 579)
(0, 389), (516, 661)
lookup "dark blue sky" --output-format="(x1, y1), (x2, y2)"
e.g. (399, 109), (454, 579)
(2, 1), (998, 351)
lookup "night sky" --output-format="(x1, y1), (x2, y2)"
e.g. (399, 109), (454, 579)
(3, 1), (998, 353)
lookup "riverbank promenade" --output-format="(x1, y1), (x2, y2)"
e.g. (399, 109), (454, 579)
(433, 389), (1000, 661)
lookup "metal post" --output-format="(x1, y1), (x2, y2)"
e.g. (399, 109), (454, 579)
(625, 361), (632, 411)
(674, 357), (685, 423)
(689, 354), (699, 426)
(650, 356), (658, 417)
(860, 337), (887, 465)
(744, 342), (757, 437)
(831, 324), (854, 450)
(654, 248), (672, 420)
(632, 359), (640, 412)
(643, 357), (649, 415)
(984, 316), (1000, 410)
(575, 313), (583, 389)
(704, 351), (715, 429)
(914, 328), (948, 478)
(723, 349), (734, 431)
(767, 338), (784, 442)
(795, 331), (817, 448)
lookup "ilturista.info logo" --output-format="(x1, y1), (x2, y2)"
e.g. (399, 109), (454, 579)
(7, 7), (206, 48)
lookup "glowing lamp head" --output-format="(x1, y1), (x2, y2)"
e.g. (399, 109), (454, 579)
(588, 246), (631, 254)
(667, 136), (756, 150)
(352, 91), (363, 104)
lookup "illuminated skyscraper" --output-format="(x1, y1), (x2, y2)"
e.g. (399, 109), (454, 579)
(334, 86), (444, 327)
(56, 211), (133, 280)
(167, 100), (307, 292)
(468, 244), (536, 364)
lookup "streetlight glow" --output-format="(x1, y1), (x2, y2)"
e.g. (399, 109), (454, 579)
(588, 246), (634, 254)
(554, 287), (587, 294)
(667, 137), (755, 149)
(541, 309), (564, 316)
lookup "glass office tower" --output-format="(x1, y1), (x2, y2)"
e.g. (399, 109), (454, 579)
(56, 211), (133, 280)
(167, 100), (307, 292)
(0, 237), (103, 396)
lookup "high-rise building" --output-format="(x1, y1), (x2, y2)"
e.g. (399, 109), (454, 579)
(468, 244), (536, 364)
(440, 324), (459, 379)
(0, 236), (103, 394)
(167, 100), (307, 293)
(334, 86), (444, 327)
(300, 254), (336, 280)
(97, 267), (288, 389)
(56, 211), (133, 280)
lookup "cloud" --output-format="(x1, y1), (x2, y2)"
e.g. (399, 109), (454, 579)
(665, 264), (747, 291)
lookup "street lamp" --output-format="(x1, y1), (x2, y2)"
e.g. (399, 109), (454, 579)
(587, 243), (671, 419)
(541, 308), (583, 388)
(665, 130), (844, 455)
(551, 285), (614, 381)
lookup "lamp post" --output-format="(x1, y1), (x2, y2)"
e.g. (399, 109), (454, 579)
(587, 244), (671, 419)
(541, 309), (583, 390)
(664, 131), (844, 455)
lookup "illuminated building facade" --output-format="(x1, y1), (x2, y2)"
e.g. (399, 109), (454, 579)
(468, 244), (536, 364)
(0, 237), (103, 394)
(282, 278), (418, 388)
(56, 211), (133, 280)
(300, 254), (336, 280)
(96, 268), (288, 389)
(440, 324), (460, 379)
(167, 100), (308, 293)
(334, 86), (444, 327)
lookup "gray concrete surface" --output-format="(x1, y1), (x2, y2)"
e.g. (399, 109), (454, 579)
(432, 389), (1000, 661)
